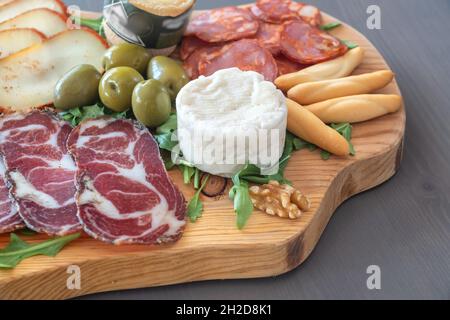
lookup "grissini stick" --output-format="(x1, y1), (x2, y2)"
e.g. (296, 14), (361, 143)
(275, 47), (364, 92)
(286, 98), (350, 156)
(288, 70), (394, 105)
(304, 94), (403, 124)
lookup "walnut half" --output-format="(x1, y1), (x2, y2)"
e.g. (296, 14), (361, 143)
(249, 181), (311, 220)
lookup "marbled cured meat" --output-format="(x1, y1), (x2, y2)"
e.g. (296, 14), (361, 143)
(179, 36), (212, 61)
(280, 19), (347, 64)
(0, 159), (23, 233)
(255, 21), (283, 55)
(185, 6), (259, 43)
(275, 55), (306, 76)
(0, 111), (81, 235)
(67, 118), (186, 244)
(251, 0), (321, 26)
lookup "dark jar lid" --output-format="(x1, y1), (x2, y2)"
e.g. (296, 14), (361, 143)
(103, 0), (194, 49)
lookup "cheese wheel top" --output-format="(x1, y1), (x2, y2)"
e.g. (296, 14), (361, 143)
(129, 0), (195, 17)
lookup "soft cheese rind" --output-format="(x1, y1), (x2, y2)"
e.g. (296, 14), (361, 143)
(176, 68), (287, 177)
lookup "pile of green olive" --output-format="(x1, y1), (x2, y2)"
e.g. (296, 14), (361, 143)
(54, 43), (190, 128)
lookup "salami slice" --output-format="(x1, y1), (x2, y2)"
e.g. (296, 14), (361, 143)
(298, 4), (322, 27)
(180, 36), (211, 60)
(255, 21), (283, 55)
(251, 1), (322, 26)
(275, 55), (306, 76)
(183, 45), (223, 79)
(185, 7), (259, 43)
(199, 39), (278, 82)
(251, 0), (297, 23)
(281, 19), (348, 65)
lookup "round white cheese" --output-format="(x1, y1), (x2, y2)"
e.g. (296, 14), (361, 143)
(176, 68), (287, 177)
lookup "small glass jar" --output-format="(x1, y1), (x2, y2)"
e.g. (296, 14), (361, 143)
(103, 0), (195, 55)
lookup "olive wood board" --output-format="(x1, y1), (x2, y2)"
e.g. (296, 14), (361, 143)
(0, 5), (406, 299)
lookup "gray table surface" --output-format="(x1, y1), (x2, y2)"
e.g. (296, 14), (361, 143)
(64, 0), (450, 300)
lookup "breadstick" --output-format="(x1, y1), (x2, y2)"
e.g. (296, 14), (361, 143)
(305, 94), (403, 124)
(288, 70), (394, 105)
(286, 99), (350, 156)
(275, 47), (364, 91)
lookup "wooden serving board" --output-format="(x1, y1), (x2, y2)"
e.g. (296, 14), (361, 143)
(0, 6), (405, 299)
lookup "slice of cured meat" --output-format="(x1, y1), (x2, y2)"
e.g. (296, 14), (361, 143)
(199, 39), (279, 82)
(255, 21), (283, 55)
(0, 158), (23, 233)
(275, 55), (306, 76)
(183, 44), (223, 79)
(251, 0), (297, 23)
(0, 111), (81, 235)
(179, 36), (211, 61)
(280, 19), (348, 65)
(251, 1), (322, 26)
(67, 118), (186, 244)
(298, 4), (322, 27)
(185, 6), (258, 43)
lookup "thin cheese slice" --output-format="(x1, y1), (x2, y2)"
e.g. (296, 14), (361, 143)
(0, 28), (44, 59)
(0, 29), (107, 111)
(0, 0), (66, 24)
(0, 8), (68, 37)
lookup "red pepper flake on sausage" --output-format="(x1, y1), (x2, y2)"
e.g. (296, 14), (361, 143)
(280, 19), (348, 65)
(185, 7), (259, 43)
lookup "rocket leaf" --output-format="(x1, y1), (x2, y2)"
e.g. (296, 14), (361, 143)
(0, 233), (80, 269)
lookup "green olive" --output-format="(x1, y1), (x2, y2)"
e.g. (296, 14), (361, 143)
(99, 67), (144, 112)
(102, 43), (152, 75)
(53, 64), (101, 110)
(132, 79), (171, 128)
(147, 56), (189, 100)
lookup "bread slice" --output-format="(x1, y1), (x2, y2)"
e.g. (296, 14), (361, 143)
(129, 0), (195, 17)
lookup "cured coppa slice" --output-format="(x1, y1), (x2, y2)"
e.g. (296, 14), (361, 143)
(0, 159), (23, 233)
(0, 111), (81, 235)
(251, 1), (322, 26)
(199, 39), (278, 82)
(281, 19), (348, 65)
(67, 118), (186, 245)
(255, 21), (283, 55)
(185, 6), (258, 43)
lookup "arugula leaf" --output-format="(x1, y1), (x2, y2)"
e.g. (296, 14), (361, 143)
(341, 39), (359, 49)
(0, 233), (80, 269)
(331, 123), (356, 156)
(187, 175), (209, 222)
(320, 21), (342, 31)
(179, 164), (196, 184)
(156, 114), (177, 135)
(229, 171), (254, 230)
(154, 132), (178, 152)
(60, 104), (129, 126)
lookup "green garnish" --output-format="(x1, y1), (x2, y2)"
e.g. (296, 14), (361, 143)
(187, 175), (209, 223)
(19, 228), (37, 237)
(0, 233), (80, 269)
(61, 104), (128, 126)
(74, 17), (106, 38)
(320, 21), (342, 31)
(155, 114), (178, 152)
(229, 170), (254, 230)
(341, 39), (359, 49)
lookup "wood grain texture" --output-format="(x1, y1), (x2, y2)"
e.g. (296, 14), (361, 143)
(0, 6), (406, 300)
